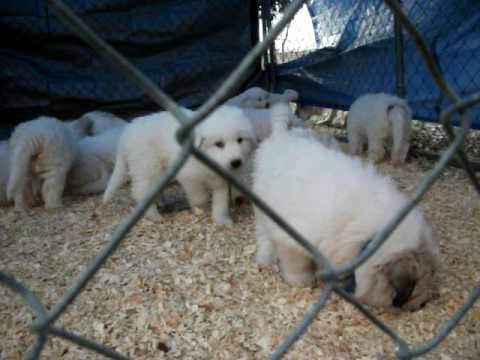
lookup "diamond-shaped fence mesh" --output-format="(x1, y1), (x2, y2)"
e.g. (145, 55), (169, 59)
(1, 0), (479, 359)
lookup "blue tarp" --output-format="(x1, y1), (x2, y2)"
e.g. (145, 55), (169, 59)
(0, 0), (257, 128)
(275, 0), (480, 128)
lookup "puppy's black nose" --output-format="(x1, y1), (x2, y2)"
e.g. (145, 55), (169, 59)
(265, 102), (270, 109)
(392, 273), (417, 308)
(230, 159), (242, 169)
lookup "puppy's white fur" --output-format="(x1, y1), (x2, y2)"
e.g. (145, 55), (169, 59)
(73, 111), (127, 136)
(7, 116), (80, 209)
(252, 119), (439, 310)
(227, 87), (298, 109)
(103, 105), (256, 225)
(0, 141), (9, 205)
(231, 103), (335, 205)
(67, 126), (125, 195)
(347, 93), (412, 165)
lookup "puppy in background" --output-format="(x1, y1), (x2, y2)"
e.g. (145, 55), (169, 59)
(71, 110), (127, 137)
(103, 105), (256, 225)
(67, 126), (126, 195)
(227, 87), (298, 109)
(252, 112), (439, 310)
(0, 141), (10, 205)
(7, 116), (81, 209)
(347, 93), (412, 165)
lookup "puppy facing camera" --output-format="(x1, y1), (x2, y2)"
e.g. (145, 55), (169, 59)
(103, 105), (256, 225)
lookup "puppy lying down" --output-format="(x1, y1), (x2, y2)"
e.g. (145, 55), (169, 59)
(252, 115), (440, 310)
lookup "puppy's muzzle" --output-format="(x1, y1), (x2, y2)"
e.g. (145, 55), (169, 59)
(230, 159), (242, 169)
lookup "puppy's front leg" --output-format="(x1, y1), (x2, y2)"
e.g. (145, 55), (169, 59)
(211, 185), (233, 226)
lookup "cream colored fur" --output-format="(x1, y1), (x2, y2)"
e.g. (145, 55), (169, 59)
(347, 93), (412, 165)
(7, 116), (80, 209)
(103, 105), (256, 225)
(252, 117), (440, 310)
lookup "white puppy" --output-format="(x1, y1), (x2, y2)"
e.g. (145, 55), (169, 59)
(231, 103), (328, 205)
(242, 103), (305, 142)
(73, 111), (127, 136)
(7, 116), (80, 209)
(103, 105), (256, 225)
(347, 93), (412, 165)
(0, 141), (9, 205)
(227, 87), (298, 109)
(252, 118), (440, 310)
(67, 126), (125, 195)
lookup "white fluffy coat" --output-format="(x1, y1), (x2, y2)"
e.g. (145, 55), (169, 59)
(347, 93), (412, 165)
(7, 116), (79, 209)
(103, 105), (256, 225)
(253, 120), (440, 310)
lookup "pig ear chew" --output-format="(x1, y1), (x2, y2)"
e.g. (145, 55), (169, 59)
(388, 261), (417, 308)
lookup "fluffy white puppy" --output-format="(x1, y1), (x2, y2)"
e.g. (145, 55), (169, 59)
(7, 116), (80, 209)
(252, 118), (440, 310)
(73, 111), (127, 136)
(0, 141), (9, 205)
(103, 105), (256, 225)
(67, 126), (125, 195)
(231, 103), (330, 205)
(227, 87), (298, 109)
(347, 93), (412, 165)
(242, 103), (304, 142)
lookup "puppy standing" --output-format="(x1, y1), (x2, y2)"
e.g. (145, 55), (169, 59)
(7, 116), (80, 209)
(71, 111), (127, 136)
(227, 87), (298, 109)
(103, 106), (256, 225)
(347, 93), (412, 165)
(252, 115), (439, 310)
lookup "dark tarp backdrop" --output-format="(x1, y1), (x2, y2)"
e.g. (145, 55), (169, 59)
(0, 0), (258, 138)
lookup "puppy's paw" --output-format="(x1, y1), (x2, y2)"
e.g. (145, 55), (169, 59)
(255, 252), (276, 268)
(281, 270), (315, 288)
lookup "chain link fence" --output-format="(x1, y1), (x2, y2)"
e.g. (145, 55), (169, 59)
(1, 0), (480, 359)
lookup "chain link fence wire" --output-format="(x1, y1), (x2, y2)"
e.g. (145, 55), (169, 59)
(1, 0), (479, 359)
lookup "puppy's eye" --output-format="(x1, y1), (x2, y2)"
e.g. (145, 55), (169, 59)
(215, 141), (225, 149)
(237, 137), (243, 144)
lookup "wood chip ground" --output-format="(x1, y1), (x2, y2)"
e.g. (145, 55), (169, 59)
(1, 126), (479, 360)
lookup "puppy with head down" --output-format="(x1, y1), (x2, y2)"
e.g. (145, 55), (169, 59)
(227, 87), (298, 109)
(71, 111), (127, 137)
(103, 105), (256, 225)
(7, 116), (81, 209)
(252, 115), (440, 310)
(347, 93), (412, 165)
(67, 126), (125, 195)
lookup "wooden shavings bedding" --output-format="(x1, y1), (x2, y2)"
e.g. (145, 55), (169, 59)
(1, 133), (479, 359)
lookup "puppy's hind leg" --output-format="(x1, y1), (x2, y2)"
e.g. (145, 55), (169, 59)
(367, 132), (387, 164)
(277, 241), (316, 287)
(347, 129), (365, 156)
(181, 179), (209, 210)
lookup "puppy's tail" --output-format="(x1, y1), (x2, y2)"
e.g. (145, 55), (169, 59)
(270, 102), (292, 134)
(103, 144), (128, 203)
(7, 139), (37, 201)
